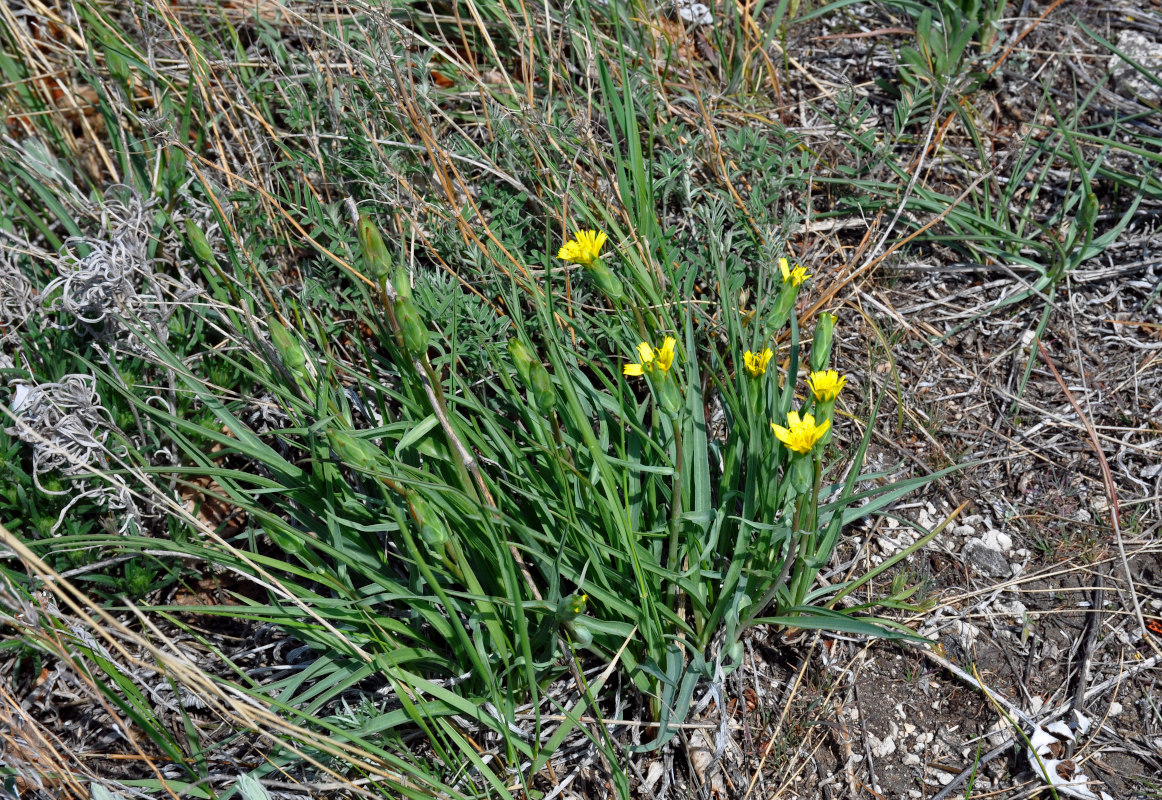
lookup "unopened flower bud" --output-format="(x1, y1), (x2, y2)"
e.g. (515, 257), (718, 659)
(810, 313), (837, 372)
(556, 593), (588, 622)
(395, 296), (429, 354)
(568, 617), (594, 647)
(393, 266), (412, 301)
(358, 213), (393, 282)
(268, 319), (307, 375)
(509, 339), (556, 414)
(183, 220), (216, 265)
(411, 495), (450, 549)
(326, 429), (382, 471)
(508, 339), (536, 385)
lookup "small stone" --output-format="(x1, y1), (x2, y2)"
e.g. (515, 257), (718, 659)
(1108, 702), (1123, 718)
(903, 753), (921, 766)
(869, 734), (896, 758)
(953, 524), (975, 537)
(963, 539), (1011, 577)
(908, 791), (922, 799)
(936, 771), (955, 786)
(1110, 30), (1162, 106)
(904, 723), (916, 734)
(950, 619), (981, 650)
(981, 528), (1013, 553)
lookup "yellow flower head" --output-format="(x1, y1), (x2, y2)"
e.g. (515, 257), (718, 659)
(743, 347), (773, 378)
(779, 257), (810, 287)
(807, 370), (846, 402)
(624, 336), (677, 377)
(557, 230), (607, 267)
(771, 410), (830, 455)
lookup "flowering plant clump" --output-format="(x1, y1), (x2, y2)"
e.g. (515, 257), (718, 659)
(743, 347), (773, 377)
(557, 230), (607, 267)
(807, 369), (846, 402)
(623, 336), (676, 376)
(771, 410), (830, 455)
(257, 211), (943, 775)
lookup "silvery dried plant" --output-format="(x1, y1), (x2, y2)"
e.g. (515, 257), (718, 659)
(39, 187), (167, 347)
(3, 374), (141, 534)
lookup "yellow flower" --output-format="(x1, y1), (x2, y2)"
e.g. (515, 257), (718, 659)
(779, 257), (810, 287)
(557, 230), (607, 267)
(771, 410), (830, 455)
(624, 336), (677, 376)
(807, 370), (846, 402)
(743, 348), (773, 377)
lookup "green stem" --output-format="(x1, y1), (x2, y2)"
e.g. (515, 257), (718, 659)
(665, 422), (684, 601)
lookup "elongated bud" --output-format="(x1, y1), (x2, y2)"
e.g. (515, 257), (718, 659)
(587, 259), (623, 301)
(509, 339), (556, 414)
(326, 429), (382, 471)
(395, 296), (429, 354)
(508, 339), (535, 385)
(183, 220), (216, 265)
(810, 313), (837, 372)
(410, 495), (449, 549)
(269, 320), (307, 375)
(528, 364), (556, 415)
(267, 524), (306, 556)
(393, 266), (412, 301)
(568, 617), (594, 647)
(358, 213), (393, 282)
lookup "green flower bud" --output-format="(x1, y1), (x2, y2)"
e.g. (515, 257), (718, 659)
(183, 219), (216, 265)
(326, 429), (382, 471)
(510, 339), (556, 414)
(268, 320), (307, 375)
(586, 258), (623, 301)
(393, 266), (412, 301)
(411, 495), (450, 550)
(568, 618), (594, 648)
(508, 338), (535, 385)
(555, 592), (588, 622)
(358, 213), (393, 282)
(395, 296), (429, 354)
(810, 313), (837, 373)
(267, 524), (307, 556)
(528, 363), (556, 415)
